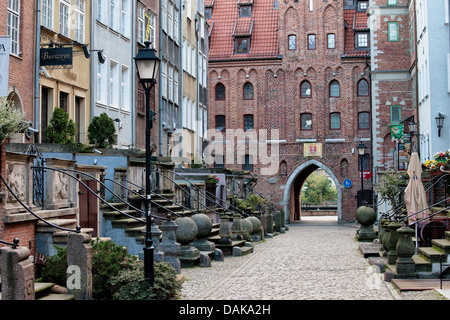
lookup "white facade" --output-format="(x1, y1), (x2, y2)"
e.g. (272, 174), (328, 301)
(416, 0), (450, 163)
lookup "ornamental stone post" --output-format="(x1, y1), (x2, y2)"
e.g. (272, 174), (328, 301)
(0, 245), (35, 300)
(231, 213), (243, 241)
(218, 214), (232, 245)
(151, 222), (164, 262)
(396, 225), (417, 277)
(386, 221), (403, 265)
(160, 217), (181, 273)
(67, 232), (92, 300)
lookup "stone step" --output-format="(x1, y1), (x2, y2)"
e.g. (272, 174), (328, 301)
(36, 219), (78, 233)
(34, 282), (74, 300)
(430, 207), (450, 217)
(445, 231), (450, 241)
(418, 246), (446, 263)
(413, 255), (432, 273)
(111, 218), (145, 229)
(431, 238), (450, 255)
(103, 209), (140, 217)
(37, 293), (75, 300)
(100, 202), (128, 209)
(53, 228), (94, 244)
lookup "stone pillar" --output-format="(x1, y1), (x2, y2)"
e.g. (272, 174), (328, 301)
(0, 245), (35, 300)
(378, 218), (389, 256)
(267, 212), (274, 233)
(273, 211), (281, 233)
(151, 222), (164, 262)
(218, 214), (232, 245)
(231, 213), (243, 241)
(355, 206), (377, 242)
(191, 213), (215, 251)
(160, 218), (181, 273)
(67, 232), (92, 300)
(381, 220), (391, 257)
(386, 221), (402, 265)
(396, 225), (417, 277)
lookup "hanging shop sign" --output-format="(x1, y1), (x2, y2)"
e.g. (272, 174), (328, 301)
(390, 124), (404, 139)
(40, 47), (73, 67)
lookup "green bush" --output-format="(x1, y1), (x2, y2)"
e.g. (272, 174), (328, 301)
(37, 239), (181, 300)
(88, 113), (116, 148)
(44, 107), (77, 144)
(0, 97), (28, 144)
(109, 260), (182, 300)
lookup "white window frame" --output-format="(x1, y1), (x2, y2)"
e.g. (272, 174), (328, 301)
(97, 59), (107, 104)
(42, 0), (54, 29)
(121, 65), (130, 111)
(174, 69), (179, 105)
(110, 0), (118, 31)
(121, 0), (130, 37)
(74, 0), (85, 43)
(59, 0), (70, 38)
(161, 60), (167, 99)
(168, 64), (174, 102)
(97, 0), (107, 24)
(168, 1), (173, 38)
(161, 0), (167, 32)
(110, 59), (119, 108)
(137, 3), (145, 44)
(7, 0), (20, 56)
(174, 6), (179, 43)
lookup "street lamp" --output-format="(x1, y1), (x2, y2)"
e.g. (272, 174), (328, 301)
(408, 120), (416, 152)
(435, 113), (445, 137)
(134, 41), (160, 286)
(357, 143), (367, 206)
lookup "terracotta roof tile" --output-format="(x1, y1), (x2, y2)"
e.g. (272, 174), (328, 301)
(208, 0), (279, 61)
(233, 17), (253, 36)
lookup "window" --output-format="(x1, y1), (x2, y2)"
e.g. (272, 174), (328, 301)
(244, 114), (254, 131)
(161, 61), (167, 98)
(300, 81), (311, 98)
(215, 115), (225, 132)
(357, 79), (369, 96)
(161, 0), (166, 31)
(74, 0), (85, 43)
(235, 37), (250, 54)
(174, 7), (179, 42)
(215, 83), (225, 100)
(358, 112), (370, 129)
(174, 69), (179, 105)
(167, 1), (173, 38)
(388, 22), (399, 41)
(239, 5), (252, 17)
(357, 1), (368, 11)
(327, 34), (336, 49)
(308, 34), (316, 50)
(110, 0), (118, 30)
(137, 4), (145, 44)
(168, 65), (173, 101)
(148, 12), (156, 45)
(243, 155), (253, 171)
(205, 7), (212, 19)
(330, 80), (340, 97)
(390, 105), (401, 124)
(356, 33), (369, 48)
(359, 154), (370, 171)
(387, 0), (397, 5)
(301, 113), (312, 130)
(59, 0), (70, 37)
(7, 0), (20, 55)
(330, 112), (341, 130)
(121, 65), (129, 111)
(288, 35), (296, 50)
(42, 0), (54, 29)
(97, 59), (107, 104)
(243, 82), (254, 100)
(60, 91), (69, 113)
(109, 60), (119, 108)
(121, 0), (130, 37)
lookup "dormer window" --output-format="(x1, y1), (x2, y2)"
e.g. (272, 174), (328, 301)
(235, 36), (250, 53)
(357, 1), (368, 11)
(205, 7), (212, 19)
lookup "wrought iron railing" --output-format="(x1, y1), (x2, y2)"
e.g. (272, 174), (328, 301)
(0, 238), (19, 248)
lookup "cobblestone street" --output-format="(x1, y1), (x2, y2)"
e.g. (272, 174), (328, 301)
(179, 217), (448, 300)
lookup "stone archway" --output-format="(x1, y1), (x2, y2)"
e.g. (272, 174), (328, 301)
(282, 159), (342, 224)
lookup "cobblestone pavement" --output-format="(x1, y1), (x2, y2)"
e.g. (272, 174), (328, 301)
(179, 217), (448, 300)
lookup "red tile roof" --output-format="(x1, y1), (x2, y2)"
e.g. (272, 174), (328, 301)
(343, 9), (370, 58)
(207, 0), (279, 61)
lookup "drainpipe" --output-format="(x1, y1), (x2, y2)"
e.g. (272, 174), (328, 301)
(34, 0), (41, 143)
(158, 1), (163, 156)
(178, 2), (184, 161)
(90, 0), (95, 122)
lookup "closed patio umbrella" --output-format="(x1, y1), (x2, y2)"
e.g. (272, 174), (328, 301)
(404, 152), (429, 223)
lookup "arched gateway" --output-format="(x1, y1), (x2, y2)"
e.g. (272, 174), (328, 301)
(282, 160), (342, 224)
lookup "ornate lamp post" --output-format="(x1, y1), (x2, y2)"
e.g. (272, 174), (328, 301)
(134, 41), (160, 286)
(357, 143), (367, 206)
(435, 112), (445, 137)
(408, 120), (416, 152)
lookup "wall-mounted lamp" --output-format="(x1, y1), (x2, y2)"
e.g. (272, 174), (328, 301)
(408, 120), (416, 135)
(435, 113), (445, 137)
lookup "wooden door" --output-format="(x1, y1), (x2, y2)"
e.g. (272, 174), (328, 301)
(79, 180), (98, 237)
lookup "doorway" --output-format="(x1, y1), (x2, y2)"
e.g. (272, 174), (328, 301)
(283, 160), (342, 224)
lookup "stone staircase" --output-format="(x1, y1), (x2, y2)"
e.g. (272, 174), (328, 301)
(35, 282), (74, 300)
(412, 230), (450, 277)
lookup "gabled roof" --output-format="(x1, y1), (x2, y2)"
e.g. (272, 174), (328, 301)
(207, 0), (279, 61)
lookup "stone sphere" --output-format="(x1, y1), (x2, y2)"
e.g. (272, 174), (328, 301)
(355, 206), (376, 227)
(175, 217), (198, 244)
(247, 216), (262, 234)
(242, 218), (253, 234)
(191, 213), (213, 238)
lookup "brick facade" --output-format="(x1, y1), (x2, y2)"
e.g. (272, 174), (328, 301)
(208, 0), (373, 222)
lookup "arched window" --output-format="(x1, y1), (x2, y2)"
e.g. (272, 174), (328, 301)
(300, 81), (311, 98)
(330, 112), (341, 129)
(243, 82), (254, 100)
(330, 80), (340, 97)
(357, 79), (369, 96)
(215, 83), (225, 100)
(301, 113), (312, 130)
